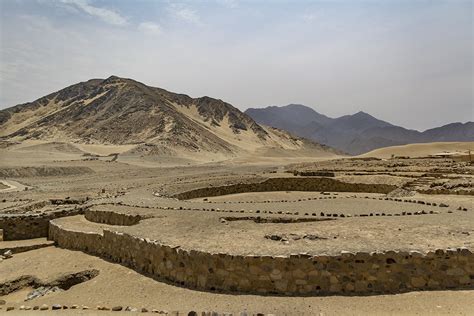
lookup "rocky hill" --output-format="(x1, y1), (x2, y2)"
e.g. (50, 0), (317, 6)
(245, 104), (474, 155)
(0, 77), (338, 160)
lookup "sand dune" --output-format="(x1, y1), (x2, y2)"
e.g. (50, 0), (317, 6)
(360, 141), (474, 159)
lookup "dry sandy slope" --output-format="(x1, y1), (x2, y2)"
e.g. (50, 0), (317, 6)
(1, 247), (473, 315)
(1, 76), (340, 164)
(1, 139), (341, 168)
(360, 142), (474, 159)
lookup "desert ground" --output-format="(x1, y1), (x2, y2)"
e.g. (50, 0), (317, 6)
(1, 140), (473, 315)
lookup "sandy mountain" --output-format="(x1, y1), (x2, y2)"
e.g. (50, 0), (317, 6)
(0, 76), (337, 161)
(245, 104), (474, 155)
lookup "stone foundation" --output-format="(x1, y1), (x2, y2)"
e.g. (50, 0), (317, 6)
(84, 209), (144, 226)
(174, 177), (396, 200)
(49, 220), (474, 296)
(0, 208), (86, 240)
(420, 189), (473, 196)
(294, 171), (335, 177)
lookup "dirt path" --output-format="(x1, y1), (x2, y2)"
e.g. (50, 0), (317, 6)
(0, 179), (28, 193)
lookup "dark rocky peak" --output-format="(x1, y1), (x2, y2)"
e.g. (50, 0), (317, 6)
(102, 75), (127, 84)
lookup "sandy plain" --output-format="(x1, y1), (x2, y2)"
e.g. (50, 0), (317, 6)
(0, 140), (473, 315)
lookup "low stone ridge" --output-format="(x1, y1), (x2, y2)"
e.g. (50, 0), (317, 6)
(84, 209), (149, 226)
(220, 216), (334, 224)
(0, 238), (54, 254)
(95, 195), (455, 221)
(49, 219), (473, 296)
(174, 178), (397, 200)
(1, 304), (271, 315)
(294, 171), (335, 177)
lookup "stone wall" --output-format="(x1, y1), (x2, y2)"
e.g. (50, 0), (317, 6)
(420, 189), (473, 196)
(5, 199), (86, 215)
(84, 209), (143, 226)
(174, 177), (397, 200)
(49, 220), (474, 296)
(0, 208), (86, 240)
(294, 171), (335, 177)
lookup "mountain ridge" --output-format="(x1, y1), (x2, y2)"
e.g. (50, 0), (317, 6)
(245, 104), (473, 155)
(0, 76), (339, 161)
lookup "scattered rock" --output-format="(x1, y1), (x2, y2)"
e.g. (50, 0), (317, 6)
(387, 188), (415, 197)
(99, 306), (111, 311)
(26, 286), (63, 301)
(125, 306), (138, 312)
(265, 233), (327, 242)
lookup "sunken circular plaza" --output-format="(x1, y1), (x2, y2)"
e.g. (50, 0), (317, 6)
(47, 177), (473, 296)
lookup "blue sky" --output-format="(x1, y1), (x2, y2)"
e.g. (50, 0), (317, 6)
(0, 0), (472, 130)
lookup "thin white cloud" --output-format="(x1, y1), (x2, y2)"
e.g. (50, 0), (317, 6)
(59, 0), (127, 26)
(1, 1), (471, 130)
(217, 0), (238, 9)
(138, 22), (162, 35)
(167, 3), (202, 26)
(302, 13), (316, 22)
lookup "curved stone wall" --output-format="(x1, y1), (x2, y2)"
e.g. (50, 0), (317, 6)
(84, 209), (143, 226)
(49, 220), (474, 296)
(174, 178), (397, 200)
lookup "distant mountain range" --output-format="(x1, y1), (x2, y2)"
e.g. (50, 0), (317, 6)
(245, 104), (474, 155)
(0, 77), (338, 160)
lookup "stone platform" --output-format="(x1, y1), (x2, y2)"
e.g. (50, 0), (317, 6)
(47, 193), (474, 296)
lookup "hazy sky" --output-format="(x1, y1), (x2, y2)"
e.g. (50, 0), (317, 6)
(0, 0), (472, 130)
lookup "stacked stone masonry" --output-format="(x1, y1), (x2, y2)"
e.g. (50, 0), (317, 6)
(84, 209), (145, 226)
(49, 220), (474, 296)
(174, 178), (397, 200)
(0, 207), (86, 240)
